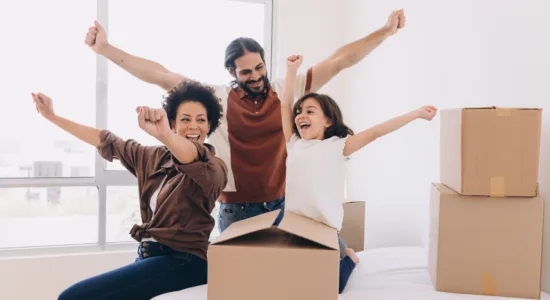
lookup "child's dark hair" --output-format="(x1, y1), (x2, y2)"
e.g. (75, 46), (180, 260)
(292, 93), (354, 139)
(162, 80), (223, 136)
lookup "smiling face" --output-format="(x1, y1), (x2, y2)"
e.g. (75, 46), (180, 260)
(172, 101), (210, 144)
(231, 51), (268, 96)
(294, 97), (332, 140)
(293, 93), (354, 141)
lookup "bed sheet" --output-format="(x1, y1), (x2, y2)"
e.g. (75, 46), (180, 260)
(153, 246), (548, 300)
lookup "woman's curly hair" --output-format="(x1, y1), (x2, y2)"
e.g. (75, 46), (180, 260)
(162, 80), (223, 136)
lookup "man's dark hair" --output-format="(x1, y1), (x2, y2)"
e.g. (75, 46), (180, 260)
(224, 37), (270, 97)
(224, 37), (266, 72)
(162, 80), (223, 136)
(293, 93), (354, 139)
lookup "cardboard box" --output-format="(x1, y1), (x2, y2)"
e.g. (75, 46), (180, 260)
(440, 107), (542, 197)
(208, 210), (340, 300)
(341, 201), (365, 251)
(428, 183), (544, 299)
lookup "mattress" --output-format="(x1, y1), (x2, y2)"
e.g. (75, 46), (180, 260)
(153, 246), (549, 300)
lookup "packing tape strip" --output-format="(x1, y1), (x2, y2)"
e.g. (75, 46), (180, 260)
(490, 177), (505, 197)
(495, 108), (512, 116)
(482, 272), (497, 296)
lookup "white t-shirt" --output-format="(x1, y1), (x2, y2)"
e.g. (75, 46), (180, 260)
(284, 134), (350, 231)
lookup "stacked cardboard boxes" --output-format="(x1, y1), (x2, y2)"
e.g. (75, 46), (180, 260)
(429, 107), (544, 299)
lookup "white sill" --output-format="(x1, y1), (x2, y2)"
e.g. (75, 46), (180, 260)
(0, 236), (220, 260)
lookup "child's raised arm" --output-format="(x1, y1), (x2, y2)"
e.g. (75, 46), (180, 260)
(343, 105), (437, 156)
(281, 55), (303, 143)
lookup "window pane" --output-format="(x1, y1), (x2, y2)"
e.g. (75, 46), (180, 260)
(106, 186), (140, 243)
(107, 186), (221, 242)
(106, 0), (266, 169)
(0, 1), (97, 178)
(0, 187), (98, 248)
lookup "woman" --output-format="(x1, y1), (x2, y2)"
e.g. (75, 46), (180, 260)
(32, 80), (228, 300)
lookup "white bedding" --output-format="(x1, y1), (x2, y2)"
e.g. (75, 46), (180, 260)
(153, 246), (549, 300)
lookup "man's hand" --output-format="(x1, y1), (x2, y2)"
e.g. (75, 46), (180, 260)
(137, 106), (173, 141)
(85, 20), (109, 54)
(384, 9), (406, 36)
(286, 55), (303, 73)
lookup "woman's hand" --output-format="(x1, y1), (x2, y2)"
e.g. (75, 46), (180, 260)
(137, 106), (173, 141)
(32, 92), (56, 120)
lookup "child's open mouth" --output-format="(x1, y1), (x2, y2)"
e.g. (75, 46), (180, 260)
(299, 121), (311, 130)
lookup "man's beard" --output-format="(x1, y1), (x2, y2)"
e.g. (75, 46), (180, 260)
(235, 75), (270, 98)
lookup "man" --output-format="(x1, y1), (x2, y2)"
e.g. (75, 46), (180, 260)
(85, 9), (406, 233)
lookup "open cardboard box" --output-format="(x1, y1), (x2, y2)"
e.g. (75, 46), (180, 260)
(207, 209), (341, 300)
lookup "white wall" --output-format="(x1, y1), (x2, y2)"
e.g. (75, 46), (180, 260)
(341, 0), (550, 291)
(0, 252), (135, 300)
(0, 2), (348, 299)
(273, 0), (347, 98)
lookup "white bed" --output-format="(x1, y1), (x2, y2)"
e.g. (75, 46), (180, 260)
(153, 246), (549, 300)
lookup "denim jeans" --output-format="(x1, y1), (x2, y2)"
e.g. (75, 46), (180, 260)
(339, 256), (356, 293)
(218, 196), (286, 232)
(58, 242), (207, 300)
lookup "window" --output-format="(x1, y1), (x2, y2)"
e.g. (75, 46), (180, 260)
(0, 187), (98, 248)
(0, 1), (97, 178)
(0, 0), (272, 255)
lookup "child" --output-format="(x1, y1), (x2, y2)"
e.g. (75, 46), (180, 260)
(281, 55), (437, 293)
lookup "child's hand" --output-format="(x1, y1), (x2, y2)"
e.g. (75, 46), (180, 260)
(286, 55), (303, 72)
(384, 9), (406, 36)
(415, 105), (438, 120)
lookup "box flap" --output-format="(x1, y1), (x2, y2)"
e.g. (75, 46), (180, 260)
(434, 182), (541, 198)
(432, 183), (458, 196)
(461, 106), (541, 110)
(277, 211), (339, 250)
(211, 209), (279, 245)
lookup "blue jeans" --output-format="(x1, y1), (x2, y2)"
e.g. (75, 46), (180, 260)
(218, 196), (286, 232)
(339, 256), (356, 293)
(58, 242), (207, 300)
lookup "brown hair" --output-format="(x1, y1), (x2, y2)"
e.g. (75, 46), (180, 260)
(292, 93), (354, 139)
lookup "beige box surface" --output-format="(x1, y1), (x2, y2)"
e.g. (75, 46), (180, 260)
(208, 210), (340, 300)
(428, 183), (544, 299)
(341, 201), (365, 251)
(440, 107), (541, 197)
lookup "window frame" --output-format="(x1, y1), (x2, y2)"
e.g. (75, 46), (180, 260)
(0, 0), (274, 257)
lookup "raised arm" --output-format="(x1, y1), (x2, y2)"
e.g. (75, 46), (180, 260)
(281, 55), (304, 143)
(343, 105), (437, 156)
(85, 21), (185, 91)
(136, 106), (199, 164)
(309, 9), (406, 92)
(33, 93), (101, 147)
